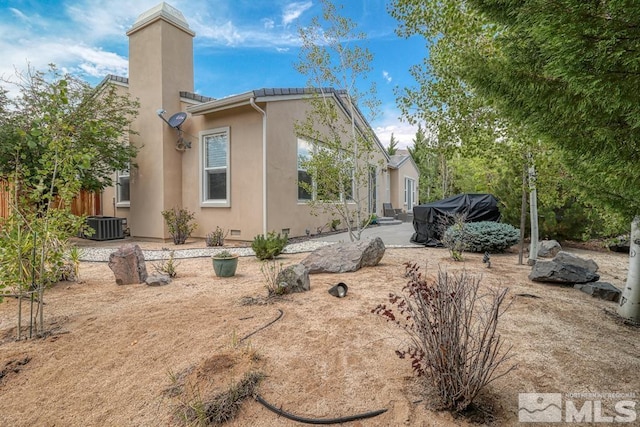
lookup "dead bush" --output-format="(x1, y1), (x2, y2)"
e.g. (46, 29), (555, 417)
(373, 262), (515, 412)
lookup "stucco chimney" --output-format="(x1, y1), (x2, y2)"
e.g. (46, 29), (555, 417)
(126, 2), (195, 239)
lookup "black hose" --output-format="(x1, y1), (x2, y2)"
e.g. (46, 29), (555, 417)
(255, 394), (388, 425)
(239, 309), (284, 342)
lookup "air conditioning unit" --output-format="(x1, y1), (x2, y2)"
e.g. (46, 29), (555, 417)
(85, 216), (125, 241)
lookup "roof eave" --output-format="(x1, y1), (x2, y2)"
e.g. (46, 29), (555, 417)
(187, 91), (255, 115)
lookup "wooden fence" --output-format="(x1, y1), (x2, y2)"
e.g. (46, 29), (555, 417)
(0, 180), (101, 218)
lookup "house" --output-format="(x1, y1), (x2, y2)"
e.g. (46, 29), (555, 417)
(388, 150), (420, 217)
(100, 2), (419, 241)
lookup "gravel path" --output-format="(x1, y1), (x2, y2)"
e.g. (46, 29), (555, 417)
(78, 240), (416, 262)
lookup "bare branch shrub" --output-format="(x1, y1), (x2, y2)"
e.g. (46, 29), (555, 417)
(260, 259), (287, 296)
(440, 213), (468, 261)
(153, 249), (180, 278)
(373, 263), (515, 412)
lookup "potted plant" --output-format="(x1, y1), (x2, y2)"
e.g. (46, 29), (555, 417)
(212, 250), (239, 277)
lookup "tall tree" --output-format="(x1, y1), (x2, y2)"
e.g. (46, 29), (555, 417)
(407, 123), (457, 203)
(0, 66), (138, 335)
(393, 0), (640, 216)
(387, 133), (399, 155)
(295, 0), (381, 241)
(0, 66), (139, 196)
(391, 0), (640, 319)
(408, 124), (433, 202)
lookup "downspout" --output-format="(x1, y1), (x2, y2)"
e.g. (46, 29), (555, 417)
(250, 97), (267, 235)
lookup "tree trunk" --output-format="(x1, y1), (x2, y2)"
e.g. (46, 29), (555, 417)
(528, 164), (539, 265)
(518, 161), (527, 265)
(618, 216), (640, 321)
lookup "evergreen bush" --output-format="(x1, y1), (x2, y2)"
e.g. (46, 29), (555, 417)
(443, 221), (519, 253)
(251, 231), (288, 260)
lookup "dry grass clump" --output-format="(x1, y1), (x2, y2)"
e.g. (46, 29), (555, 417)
(167, 346), (264, 426)
(178, 371), (264, 426)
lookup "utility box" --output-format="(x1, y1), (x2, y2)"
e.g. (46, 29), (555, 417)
(85, 216), (125, 241)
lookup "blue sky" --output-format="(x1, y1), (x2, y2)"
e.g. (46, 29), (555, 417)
(0, 0), (426, 148)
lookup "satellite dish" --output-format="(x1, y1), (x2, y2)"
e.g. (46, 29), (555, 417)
(168, 112), (187, 129)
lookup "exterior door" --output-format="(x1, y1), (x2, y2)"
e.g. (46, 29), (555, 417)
(405, 177), (415, 210)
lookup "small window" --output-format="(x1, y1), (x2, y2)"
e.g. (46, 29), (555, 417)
(201, 128), (230, 206)
(116, 167), (130, 206)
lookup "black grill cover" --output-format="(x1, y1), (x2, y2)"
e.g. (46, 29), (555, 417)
(410, 194), (501, 246)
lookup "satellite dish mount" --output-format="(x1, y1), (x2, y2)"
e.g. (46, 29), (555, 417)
(156, 109), (190, 151)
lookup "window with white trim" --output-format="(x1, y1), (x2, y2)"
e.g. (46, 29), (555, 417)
(202, 128), (230, 206)
(297, 138), (356, 202)
(116, 166), (130, 206)
(404, 177), (416, 209)
(297, 138), (313, 201)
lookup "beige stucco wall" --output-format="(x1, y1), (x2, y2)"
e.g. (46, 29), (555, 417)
(103, 92), (393, 241)
(127, 14), (194, 240)
(182, 105), (265, 241)
(389, 159), (420, 213)
(100, 4), (397, 242)
(262, 98), (388, 238)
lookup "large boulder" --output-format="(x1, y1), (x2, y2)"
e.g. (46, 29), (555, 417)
(108, 244), (148, 285)
(301, 237), (385, 273)
(574, 282), (621, 302)
(276, 264), (310, 294)
(553, 251), (599, 273)
(538, 240), (562, 258)
(529, 251), (599, 284)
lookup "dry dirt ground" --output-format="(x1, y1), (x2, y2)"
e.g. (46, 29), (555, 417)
(0, 243), (638, 426)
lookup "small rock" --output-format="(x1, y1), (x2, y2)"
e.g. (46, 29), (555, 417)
(276, 264), (310, 293)
(538, 240), (562, 258)
(145, 274), (171, 287)
(574, 282), (621, 302)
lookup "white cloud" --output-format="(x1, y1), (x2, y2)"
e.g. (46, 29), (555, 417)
(193, 20), (245, 46)
(66, 45), (129, 78)
(188, 4), (303, 49)
(383, 70), (392, 83)
(262, 18), (275, 30)
(0, 0), (138, 86)
(373, 105), (420, 150)
(282, 1), (313, 26)
(9, 8), (29, 22)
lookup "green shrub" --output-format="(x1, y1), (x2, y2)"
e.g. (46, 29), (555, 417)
(153, 249), (180, 278)
(161, 207), (197, 245)
(251, 231), (288, 260)
(362, 213), (378, 227)
(443, 221), (519, 253)
(205, 226), (228, 247)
